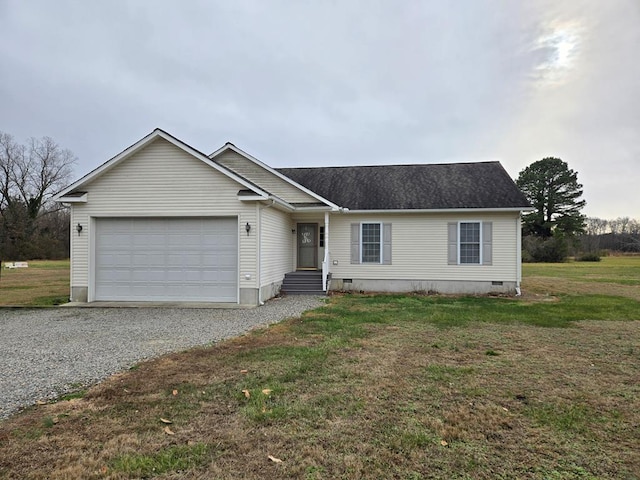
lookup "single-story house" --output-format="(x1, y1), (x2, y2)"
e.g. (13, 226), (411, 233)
(54, 129), (532, 305)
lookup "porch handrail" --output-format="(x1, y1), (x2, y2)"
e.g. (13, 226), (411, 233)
(322, 250), (330, 292)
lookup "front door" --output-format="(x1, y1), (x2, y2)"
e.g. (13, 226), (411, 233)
(297, 223), (318, 269)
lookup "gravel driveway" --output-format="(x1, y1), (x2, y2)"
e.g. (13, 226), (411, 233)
(0, 296), (324, 420)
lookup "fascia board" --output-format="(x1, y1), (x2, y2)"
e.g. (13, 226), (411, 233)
(293, 206), (334, 212)
(343, 207), (535, 214)
(56, 193), (88, 203)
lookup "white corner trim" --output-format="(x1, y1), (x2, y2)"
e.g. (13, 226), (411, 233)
(209, 143), (341, 210)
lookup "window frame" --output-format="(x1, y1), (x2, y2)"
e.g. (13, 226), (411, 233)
(458, 221), (482, 265)
(360, 222), (383, 264)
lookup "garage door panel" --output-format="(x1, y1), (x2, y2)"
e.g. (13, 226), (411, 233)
(97, 253), (133, 267)
(131, 269), (167, 282)
(97, 270), (132, 282)
(202, 254), (235, 268)
(134, 235), (164, 247)
(95, 218), (238, 302)
(132, 253), (166, 266)
(204, 233), (236, 246)
(168, 234), (199, 247)
(201, 271), (233, 282)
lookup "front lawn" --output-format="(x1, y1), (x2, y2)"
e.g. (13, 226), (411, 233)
(1, 258), (639, 479)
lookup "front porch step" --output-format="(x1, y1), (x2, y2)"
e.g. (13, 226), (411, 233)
(283, 289), (327, 296)
(281, 271), (325, 296)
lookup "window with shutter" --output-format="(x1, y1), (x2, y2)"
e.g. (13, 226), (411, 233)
(351, 223), (392, 264)
(448, 221), (493, 265)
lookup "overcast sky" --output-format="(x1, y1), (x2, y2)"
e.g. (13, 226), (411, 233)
(1, 0), (638, 218)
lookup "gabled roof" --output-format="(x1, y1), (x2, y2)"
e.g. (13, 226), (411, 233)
(55, 129), (531, 213)
(209, 143), (340, 210)
(277, 162), (532, 211)
(54, 129), (270, 201)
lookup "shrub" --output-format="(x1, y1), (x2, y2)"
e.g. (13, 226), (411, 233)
(577, 253), (601, 262)
(522, 235), (568, 263)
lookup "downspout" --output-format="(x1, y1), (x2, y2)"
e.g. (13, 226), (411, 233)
(322, 211), (330, 292)
(516, 213), (522, 296)
(257, 199), (276, 306)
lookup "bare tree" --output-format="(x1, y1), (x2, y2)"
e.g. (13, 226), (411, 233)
(0, 132), (76, 219)
(1, 131), (76, 259)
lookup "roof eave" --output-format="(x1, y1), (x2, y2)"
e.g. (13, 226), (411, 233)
(342, 207), (534, 214)
(55, 192), (88, 203)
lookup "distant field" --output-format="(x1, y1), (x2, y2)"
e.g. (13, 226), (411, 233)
(523, 255), (640, 300)
(0, 260), (69, 305)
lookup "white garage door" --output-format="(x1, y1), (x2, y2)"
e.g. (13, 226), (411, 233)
(95, 218), (238, 302)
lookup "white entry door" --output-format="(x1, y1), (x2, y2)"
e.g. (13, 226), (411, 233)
(94, 217), (238, 302)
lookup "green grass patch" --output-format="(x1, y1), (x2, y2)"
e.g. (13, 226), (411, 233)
(523, 256), (640, 286)
(42, 416), (55, 429)
(30, 295), (69, 306)
(317, 293), (640, 329)
(59, 390), (87, 401)
(110, 443), (210, 477)
(525, 402), (597, 434)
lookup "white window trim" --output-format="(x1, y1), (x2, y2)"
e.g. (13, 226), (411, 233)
(458, 221), (483, 265)
(360, 222), (383, 264)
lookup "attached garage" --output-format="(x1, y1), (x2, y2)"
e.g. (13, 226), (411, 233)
(94, 217), (238, 302)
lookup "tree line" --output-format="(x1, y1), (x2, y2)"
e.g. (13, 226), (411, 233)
(0, 131), (75, 261)
(581, 216), (640, 254)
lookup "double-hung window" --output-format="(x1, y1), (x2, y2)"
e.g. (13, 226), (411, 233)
(350, 223), (392, 264)
(459, 222), (481, 264)
(361, 223), (382, 263)
(447, 221), (492, 265)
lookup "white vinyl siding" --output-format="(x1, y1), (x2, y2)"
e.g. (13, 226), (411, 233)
(214, 151), (318, 204)
(260, 206), (293, 288)
(332, 213), (518, 282)
(70, 138), (258, 294)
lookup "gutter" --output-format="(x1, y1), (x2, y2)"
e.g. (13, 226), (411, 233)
(343, 207), (534, 214)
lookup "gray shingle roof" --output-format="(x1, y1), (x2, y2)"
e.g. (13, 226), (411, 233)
(276, 161), (531, 210)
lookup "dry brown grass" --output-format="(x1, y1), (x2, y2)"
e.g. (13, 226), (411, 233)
(1, 258), (639, 479)
(0, 260), (69, 305)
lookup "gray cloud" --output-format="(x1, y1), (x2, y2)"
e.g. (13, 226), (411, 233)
(1, 0), (637, 217)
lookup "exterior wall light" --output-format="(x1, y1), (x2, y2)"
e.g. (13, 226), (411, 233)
(245, 222), (251, 236)
(76, 223), (83, 235)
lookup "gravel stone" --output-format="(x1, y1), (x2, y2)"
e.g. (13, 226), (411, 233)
(0, 296), (324, 420)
